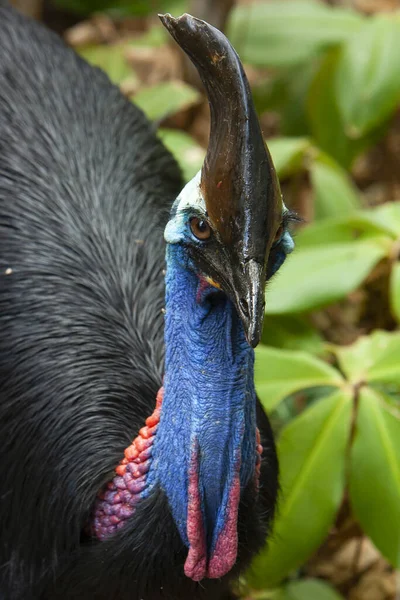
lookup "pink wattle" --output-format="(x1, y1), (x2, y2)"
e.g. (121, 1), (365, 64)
(208, 475), (241, 578)
(184, 445), (243, 581)
(184, 443), (208, 581)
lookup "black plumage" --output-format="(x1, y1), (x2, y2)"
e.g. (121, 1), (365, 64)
(0, 3), (278, 599)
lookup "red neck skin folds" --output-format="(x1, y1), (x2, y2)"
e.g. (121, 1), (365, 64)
(92, 388), (163, 540)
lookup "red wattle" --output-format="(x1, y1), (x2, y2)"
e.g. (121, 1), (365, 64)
(184, 443), (207, 581)
(208, 474), (241, 578)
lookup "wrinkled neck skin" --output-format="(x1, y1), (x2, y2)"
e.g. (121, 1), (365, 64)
(147, 244), (258, 581)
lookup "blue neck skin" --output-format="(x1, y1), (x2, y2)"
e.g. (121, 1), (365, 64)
(146, 243), (257, 555)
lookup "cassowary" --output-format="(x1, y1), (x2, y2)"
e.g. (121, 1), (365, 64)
(0, 4), (295, 599)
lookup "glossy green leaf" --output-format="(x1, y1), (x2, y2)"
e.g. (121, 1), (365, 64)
(265, 239), (387, 315)
(255, 346), (342, 412)
(79, 44), (134, 85)
(332, 330), (400, 385)
(335, 17), (400, 137)
(390, 262), (400, 324)
(267, 138), (311, 179)
(262, 314), (324, 354)
(228, 1), (363, 69)
(283, 579), (345, 600)
(310, 153), (361, 220)
(249, 390), (352, 588)
(133, 81), (201, 122)
(350, 387), (400, 567)
(158, 129), (204, 182)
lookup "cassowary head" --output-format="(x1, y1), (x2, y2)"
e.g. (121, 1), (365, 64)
(161, 13), (294, 347)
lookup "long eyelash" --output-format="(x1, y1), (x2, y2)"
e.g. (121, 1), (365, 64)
(283, 209), (303, 228)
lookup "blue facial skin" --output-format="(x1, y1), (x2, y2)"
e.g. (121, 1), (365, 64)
(146, 203), (293, 554)
(269, 229), (295, 277)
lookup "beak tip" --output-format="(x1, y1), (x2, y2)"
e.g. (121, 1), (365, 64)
(245, 327), (262, 349)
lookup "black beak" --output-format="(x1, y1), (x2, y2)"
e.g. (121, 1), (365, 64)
(232, 260), (266, 348)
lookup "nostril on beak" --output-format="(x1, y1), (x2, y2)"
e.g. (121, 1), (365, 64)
(239, 298), (249, 318)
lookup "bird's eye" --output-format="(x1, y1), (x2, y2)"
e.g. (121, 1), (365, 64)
(273, 223), (284, 245)
(190, 217), (211, 241)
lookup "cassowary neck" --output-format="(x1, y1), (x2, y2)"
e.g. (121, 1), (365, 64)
(149, 244), (259, 580)
(92, 245), (261, 582)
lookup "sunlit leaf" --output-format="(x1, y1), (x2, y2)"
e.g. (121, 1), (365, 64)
(262, 314), (324, 354)
(350, 387), (400, 568)
(357, 201), (400, 239)
(310, 152), (361, 219)
(228, 1), (363, 69)
(297, 209), (398, 248)
(265, 239), (387, 315)
(335, 17), (400, 137)
(248, 390), (352, 588)
(390, 262), (400, 324)
(133, 81), (201, 121)
(283, 579), (345, 600)
(332, 330), (400, 385)
(79, 44), (134, 85)
(268, 137), (311, 179)
(158, 129), (204, 182)
(255, 346), (342, 412)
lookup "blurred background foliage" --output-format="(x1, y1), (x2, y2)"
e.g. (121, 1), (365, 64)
(15, 0), (400, 597)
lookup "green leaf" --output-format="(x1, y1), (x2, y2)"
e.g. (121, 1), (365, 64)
(79, 44), (134, 85)
(248, 390), (352, 588)
(350, 386), (400, 568)
(158, 129), (204, 182)
(307, 50), (367, 167)
(280, 61), (321, 137)
(283, 579), (345, 600)
(297, 210), (398, 248)
(390, 262), (400, 324)
(255, 346), (342, 412)
(54, 0), (186, 17)
(267, 138), (311, 179)
(358, 201), (400, 238)
(265, 239), (387, 315)
(332, 330), (400, 385)
(335, 17), (400, 137)
(310, 152), (361, 220)
(262, 314), (324, 354)
(228, 1), (363, 69)
(133, 81), (201, 122)
(128, 25), (168, 49)
(254, 62), (320, 137)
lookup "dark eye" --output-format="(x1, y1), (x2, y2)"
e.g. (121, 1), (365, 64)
(190, 217), (211, 241)
(273, 223), (284, 245)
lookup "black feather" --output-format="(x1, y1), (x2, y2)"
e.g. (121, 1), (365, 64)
(0, 3), (278, 598)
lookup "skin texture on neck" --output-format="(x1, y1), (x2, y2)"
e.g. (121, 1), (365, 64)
(146, 244), (258, 580)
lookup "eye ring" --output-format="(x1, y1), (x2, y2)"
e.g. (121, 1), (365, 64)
(190, 217), (212, 241)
